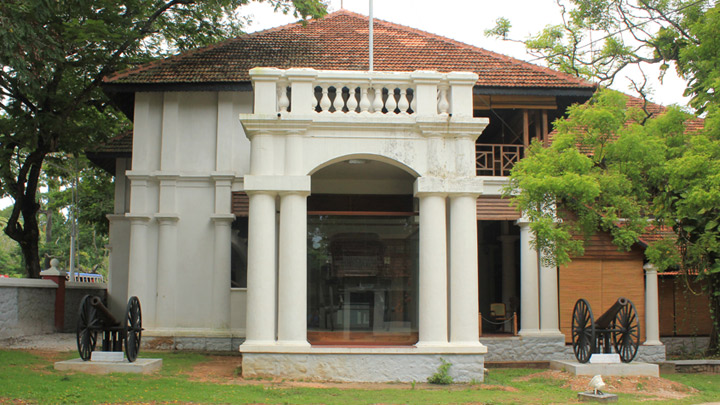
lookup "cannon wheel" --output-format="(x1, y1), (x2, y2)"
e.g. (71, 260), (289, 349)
(124, 296), (142, 362)
(612, 299), (640, 363)
(572, 299), (595, 363)
(76, 295), (98, 361)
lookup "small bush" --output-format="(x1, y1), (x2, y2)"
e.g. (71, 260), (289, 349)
(428, 358), (453, 385)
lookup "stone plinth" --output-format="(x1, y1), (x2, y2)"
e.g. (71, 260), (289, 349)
(54, 358), (162, 374)
(578, 391), (619, 402)
(550, 360), (659, 377)
(240, 345), (487, 382)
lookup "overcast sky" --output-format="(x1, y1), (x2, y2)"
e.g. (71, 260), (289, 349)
(0, 0), (693, 210)
(243, 0), (691, 107)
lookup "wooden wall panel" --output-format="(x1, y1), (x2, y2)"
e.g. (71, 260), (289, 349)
(476, 196), (521, 220)
(559, 257), (645, 344)
(559, 259), (602, 343)
(232, 192), (249, 217)
(672, 278), (713, 336)
(658, 278), (676, 336)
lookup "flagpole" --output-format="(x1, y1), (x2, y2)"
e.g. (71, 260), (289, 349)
(369, 0), (374, 71)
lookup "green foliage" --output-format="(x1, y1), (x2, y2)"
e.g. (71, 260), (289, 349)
(507, 86), (720, 352)
(0, 0), (327, 277)
(485, 0), (719, 112)
(484, 17), (512, 39)
(427, 358), (454, 385)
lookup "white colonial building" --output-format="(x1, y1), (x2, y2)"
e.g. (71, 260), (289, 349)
(92, 10), (665, 381)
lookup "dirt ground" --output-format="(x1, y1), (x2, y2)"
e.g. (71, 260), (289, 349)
(184, 355), (698, 400)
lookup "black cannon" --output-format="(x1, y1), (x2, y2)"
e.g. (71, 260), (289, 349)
(76, 295), (143, 362)
(571, 297), (640, 363)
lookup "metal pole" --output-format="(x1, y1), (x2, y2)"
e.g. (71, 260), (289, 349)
(369, 0), (373, 71)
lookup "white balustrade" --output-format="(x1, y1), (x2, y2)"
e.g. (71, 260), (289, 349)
(248, 68), (478, 117)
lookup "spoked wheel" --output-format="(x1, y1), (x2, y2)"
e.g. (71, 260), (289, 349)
(124, 296), (142, 362)
(612, 300), (640, 363)
(572, 299), (595, 363)
(76, 295), (99, 361)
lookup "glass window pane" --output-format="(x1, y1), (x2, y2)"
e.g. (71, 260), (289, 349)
(307, 215), (418, 345)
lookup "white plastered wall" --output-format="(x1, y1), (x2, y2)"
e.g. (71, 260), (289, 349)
(116, 90), (253, 336)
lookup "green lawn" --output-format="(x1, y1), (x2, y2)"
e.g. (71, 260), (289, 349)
(1, 350), (719, 404)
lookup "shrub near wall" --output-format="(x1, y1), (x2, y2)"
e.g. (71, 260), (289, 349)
(0, 278), (56, 339)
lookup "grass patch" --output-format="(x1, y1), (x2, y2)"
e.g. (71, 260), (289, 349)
(2, 349), (720, 404)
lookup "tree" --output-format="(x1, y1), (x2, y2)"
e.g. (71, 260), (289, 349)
(496, 0), (720, 354)
(0, 0), (328, 278)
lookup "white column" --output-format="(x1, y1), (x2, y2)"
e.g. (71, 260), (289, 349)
(517, 219), (540, 335)
(243, 191), (277, 344)
(417, 193), (448, 345)
(499, 229), (518, 332)
(449, 194), (480, 344)
(277, 191), (310, 346)
(539, 257), (561, 335)
(644, 263), (662, 345)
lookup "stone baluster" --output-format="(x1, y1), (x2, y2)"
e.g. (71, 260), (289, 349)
(359, 85), (371, 113)
(319, 84), (331, 112)
(371, 85), (384, 113)
(385, 86), (397, 114)
(398, 88), (410, 114)
(437, 85), (450, 115)
(332, 84), (344, 113)
(277, 82), (290, 113)
(346, 86), (358, 113)
(410, 89), (417, 113)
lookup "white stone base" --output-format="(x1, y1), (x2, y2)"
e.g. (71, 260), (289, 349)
(550, 360), (659, 377)
(241, 347), (486, 382)
(54, 358), (162, 374)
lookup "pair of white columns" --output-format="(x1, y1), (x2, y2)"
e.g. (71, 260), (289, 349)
(417, 193), (481, 346)
(244, 190), (310, 346)
(515, 219), (663, 345)
(517, 219), (561, 336)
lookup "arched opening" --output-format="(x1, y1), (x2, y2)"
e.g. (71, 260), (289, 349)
(307, 158), (419, 345)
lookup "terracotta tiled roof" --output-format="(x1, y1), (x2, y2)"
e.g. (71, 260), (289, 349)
(87, 131), (133, 155)
(623, 94), (705, 133)
(104, 10), (595, 90)
(638, 225), (675, 247)
(86, 131), (133, 173)
(548, 92), (705, 145)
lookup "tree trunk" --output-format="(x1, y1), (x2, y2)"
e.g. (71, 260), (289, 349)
(4, 146), (47, 279)
(20, 231), (42, 279)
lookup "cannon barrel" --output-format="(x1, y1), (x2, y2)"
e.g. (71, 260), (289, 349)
(594, 297), (628, 329)
(90, 296), (120, 327)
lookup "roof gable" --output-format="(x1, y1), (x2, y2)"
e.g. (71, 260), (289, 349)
(104, 10), (595, 90)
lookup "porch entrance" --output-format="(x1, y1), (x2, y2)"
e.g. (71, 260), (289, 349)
(477, 220), (520, 335)
(306, 159), (419, 346)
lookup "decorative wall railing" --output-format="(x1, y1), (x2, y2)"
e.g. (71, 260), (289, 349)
(249, 68), (477, 118)
(476, 144), (524, 177)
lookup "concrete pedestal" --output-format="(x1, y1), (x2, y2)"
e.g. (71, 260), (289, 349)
(550, 360), (659, 377)
(54, 358), (162, 374)
(578, 392), (618, 402)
